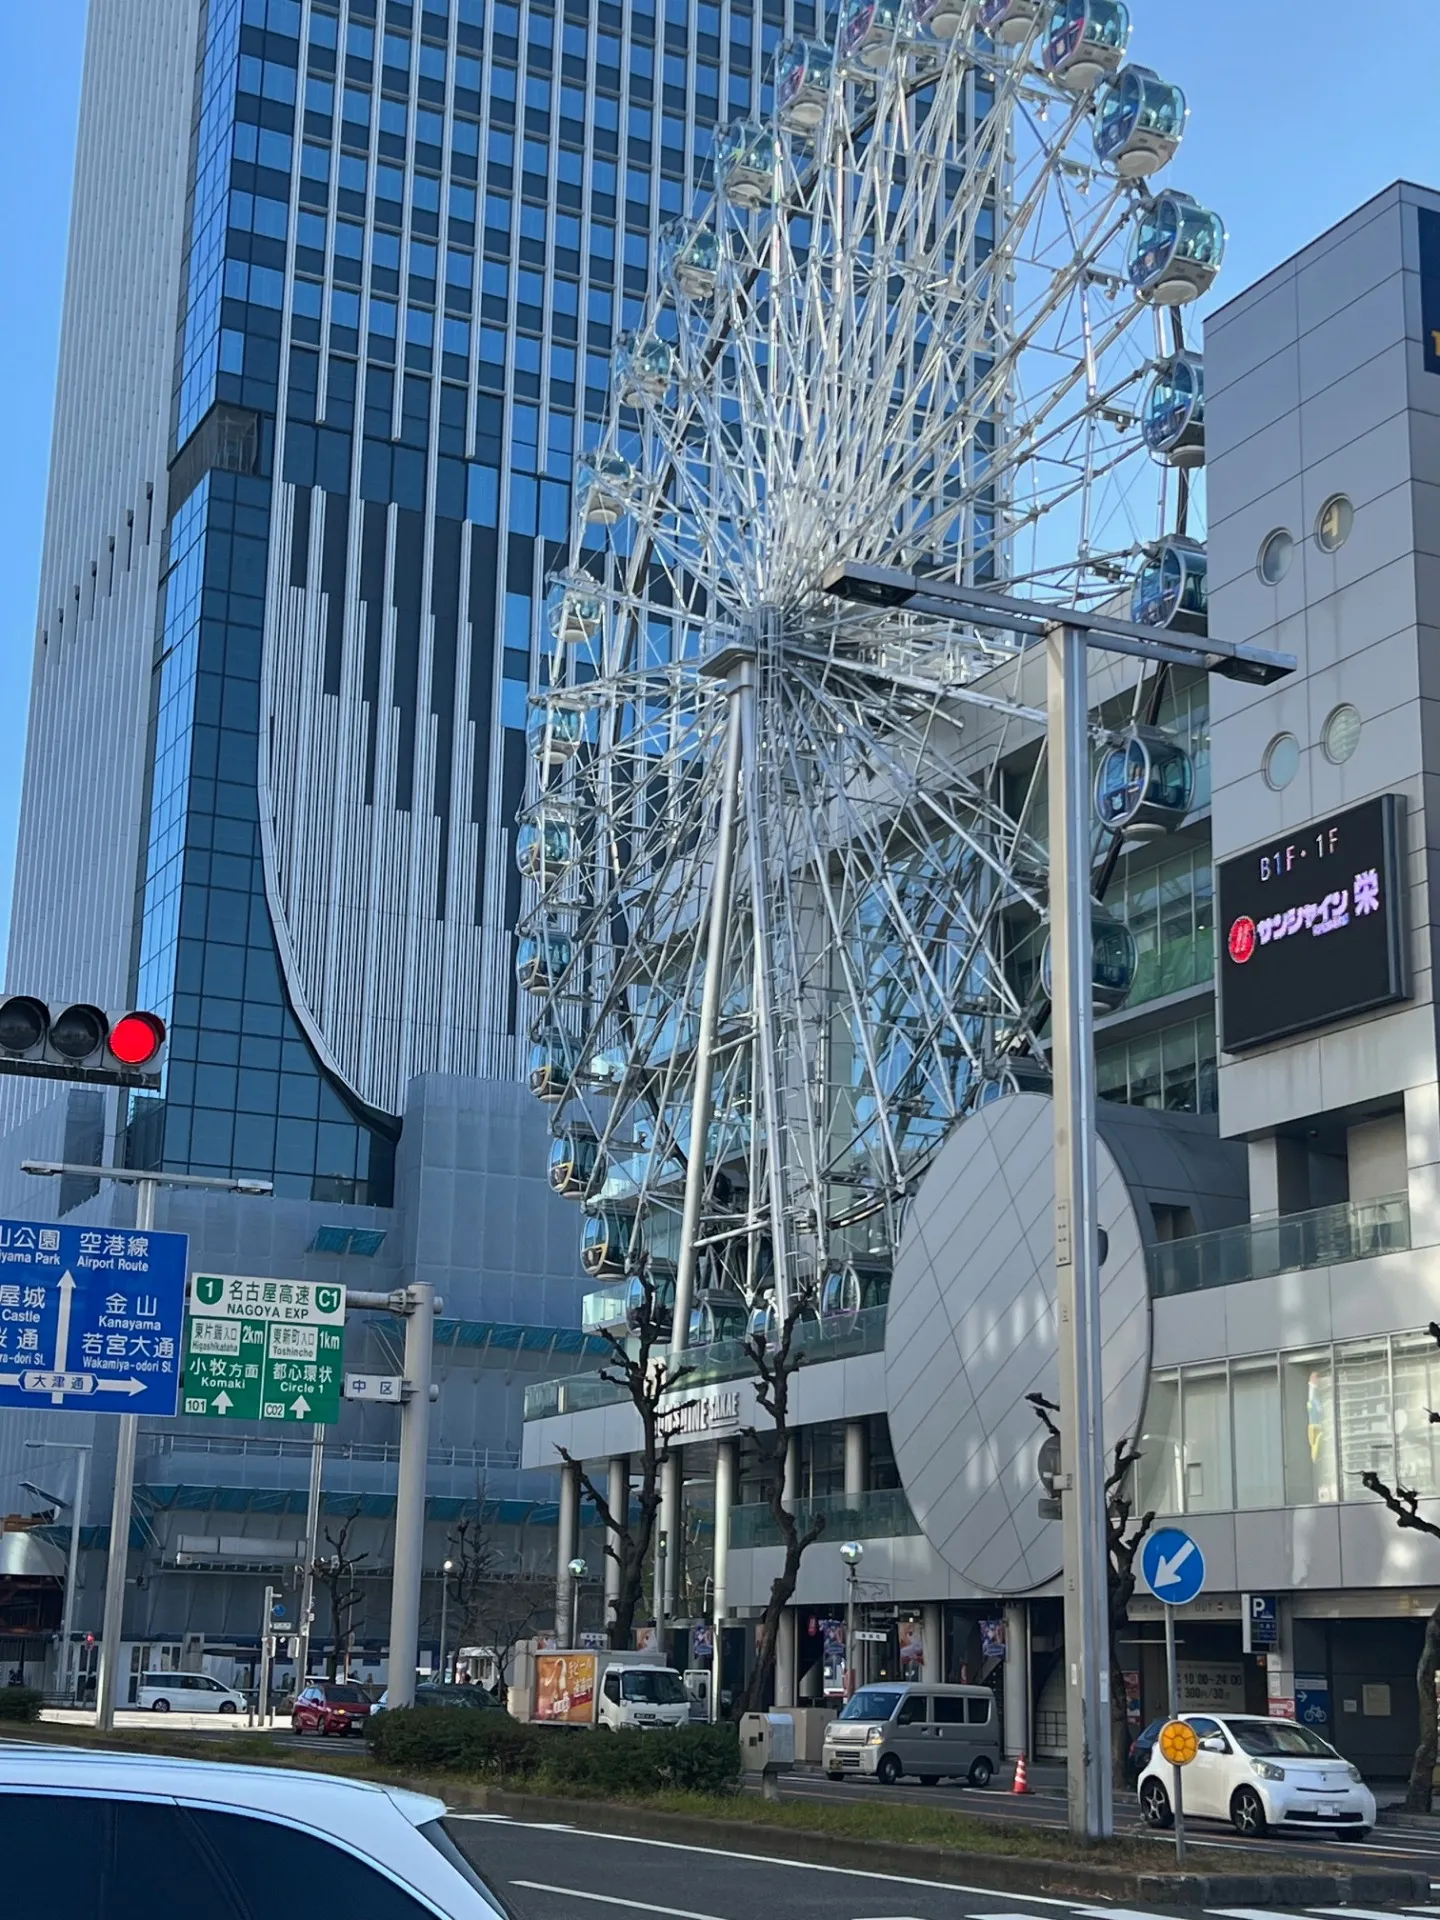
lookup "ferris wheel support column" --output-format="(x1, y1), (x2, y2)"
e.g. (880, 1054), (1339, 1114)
(1047, 621), (1114, 1843)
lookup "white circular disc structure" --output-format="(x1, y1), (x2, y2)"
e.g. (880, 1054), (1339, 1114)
(883, 1093), (1150, 1594)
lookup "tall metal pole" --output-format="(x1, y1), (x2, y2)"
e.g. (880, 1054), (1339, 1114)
(96, 1176), (154, 1730)
(1165, 1604), (1187, 1865)
(440, 1566), (451, 1682)
(295, 1427), (325, 1687)
(846, 1569), (857, 1699)
(1047, 622), (1113, 1840)
(660, 670), (747, 1585)
(711, 1438), (734, 1722)
(258, 1585), (275, 1724)
(58, 1447), (88, 1704)
(387, 1283), (435, 1709)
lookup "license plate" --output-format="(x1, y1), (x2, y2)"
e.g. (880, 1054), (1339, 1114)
(1317, 1803), (1340, 1817)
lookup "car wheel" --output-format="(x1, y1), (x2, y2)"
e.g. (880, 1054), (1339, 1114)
(1231, 1785), (1269, 1839)
(218, 1701), (237, 1714)
(968, 1757), (994, 1790)
(1139, 1775), (1174, 1829)
(151, 1699), (170, 1713)
(876, 1754), (903, 1786)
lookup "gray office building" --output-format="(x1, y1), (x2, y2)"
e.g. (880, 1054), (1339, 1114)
(0, 0), (787, 1691)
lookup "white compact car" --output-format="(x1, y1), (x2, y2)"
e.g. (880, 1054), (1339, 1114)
(0, 1746), (510, 1920)
(1137, 1712), (1376, 1839)
(136, 1671), (247, 1714)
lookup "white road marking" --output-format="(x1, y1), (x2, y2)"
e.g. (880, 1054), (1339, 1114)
(449, 1815), (1083, 1906)
(1309, 1911), (1425, 1919)
(512, 1880), (727, 1920)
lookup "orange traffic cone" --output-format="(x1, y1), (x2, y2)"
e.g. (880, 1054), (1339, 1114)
(1012, 1752), (1032, 1794)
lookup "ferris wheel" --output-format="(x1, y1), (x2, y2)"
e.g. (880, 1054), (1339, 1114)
(517, 0), (1225, 1338)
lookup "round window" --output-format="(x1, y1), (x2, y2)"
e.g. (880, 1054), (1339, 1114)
(1316, 494), (1354, 554)
(1257, 529), (1294, 585)
(1322, 703), (1362, 765)
(1262, 732), (1300, 790)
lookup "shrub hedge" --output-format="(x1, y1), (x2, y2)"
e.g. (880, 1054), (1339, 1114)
(0, 1688), (42, 1723)
(366, 1708), (740, 1797)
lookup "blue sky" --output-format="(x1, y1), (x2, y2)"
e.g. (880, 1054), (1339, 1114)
(0, 3), (1437, 965)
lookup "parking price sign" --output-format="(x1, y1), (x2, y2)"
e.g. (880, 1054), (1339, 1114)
(0, 1216), (188, 1416)
(183, 1274), (345, 1424)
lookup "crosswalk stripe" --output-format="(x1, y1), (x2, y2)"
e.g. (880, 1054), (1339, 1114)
(1208, 1908), (1315, 1920)
(1309, 1909), (1424, 1920)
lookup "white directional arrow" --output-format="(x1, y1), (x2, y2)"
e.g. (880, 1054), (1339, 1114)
(289, 1395), (311, 1419)
(94, 1377), (147, 1397)
(50, 1270), (76, 1404)
(213, 1389), (234, 1414)
(1152, 1537), (1197, 1589)
(0, 1374), (20, 1390)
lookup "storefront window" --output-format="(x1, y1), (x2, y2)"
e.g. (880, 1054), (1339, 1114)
(1282, 1350), (1337, 1505)
(1336, 1337), (1393, 1499)
(1181, 1365), (1231, 1512)
(1138, 1370), (1182, 1514)
(1231, 1357), (1282, 1509)
(1393, 1331), (1440, 1497)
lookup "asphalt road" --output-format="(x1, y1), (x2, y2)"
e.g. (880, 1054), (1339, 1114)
(448, 1812), (1440, 1920)
(771, 1772), (1440, 1877)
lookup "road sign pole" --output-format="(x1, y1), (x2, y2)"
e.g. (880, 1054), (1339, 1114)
(96, 1176), (154, 1731)
(1165, 1603), (1186, 1866)
(295, 1428), (325, 1687)
(55, 1445), (88, 1704)
(387, 1284), (435, 1710)
(1048, 622), (1113, 1841)
(258, 1586), (275, 1725)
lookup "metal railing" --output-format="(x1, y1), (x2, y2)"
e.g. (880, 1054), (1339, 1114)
(139, 1434), (522, 1471)
(728, 1486), (922, 1549)
(1147, 1193), (1411, 1298)
(523, 1304), (888, 1420)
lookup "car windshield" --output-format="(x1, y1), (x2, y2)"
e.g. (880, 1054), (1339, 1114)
(1226, 1720), (1338, 1760)
(621, 1671), (688, 1704)
(838, 1688), (903, 1722)
(322, 1685), (369, 1704)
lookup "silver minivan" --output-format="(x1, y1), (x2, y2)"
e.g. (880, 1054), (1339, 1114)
(823, 1682), (1000, 1787)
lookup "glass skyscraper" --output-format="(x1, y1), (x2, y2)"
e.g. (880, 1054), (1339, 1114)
(9, 0), (817, 1206)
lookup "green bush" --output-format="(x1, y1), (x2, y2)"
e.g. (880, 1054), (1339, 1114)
(365, 1708), (740, 1798)
(0, 1688), (42, 1724)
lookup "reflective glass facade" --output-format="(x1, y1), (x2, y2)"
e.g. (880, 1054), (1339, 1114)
(126, 0), (784, 1195)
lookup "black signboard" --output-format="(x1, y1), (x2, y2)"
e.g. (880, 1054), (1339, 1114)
(1217, 794), (1410, 1053)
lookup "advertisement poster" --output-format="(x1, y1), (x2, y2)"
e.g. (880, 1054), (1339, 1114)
(1123, 1669), (1143, 1732)
(535, 1652), (597, 1724)
(635, 1625), (659, 1654)
(820, 1618), (846, 1696)
(898, 1619), (925, 1675)
(691, 1624), (714, 1666)
(980, 1618), (1007, 1662)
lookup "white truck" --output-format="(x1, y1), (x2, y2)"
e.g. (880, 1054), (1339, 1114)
(509, 1644), (692, 1731)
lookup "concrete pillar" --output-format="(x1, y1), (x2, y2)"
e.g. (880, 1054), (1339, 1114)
(1264, 1596), (1296, 1717)
(604, 1456), (628, 1629)
(555, 1460), (582, 1644)
(711, 1441), (736, 1718)
(783, 1433), (800, 1506)
(775, 1606), (796, 1708)
(844, 1420), (869, 1503)
(922, 1602), (944, 1682)
(1004, 1601), (1030, 1758)
(660, 1454), (681, 1622)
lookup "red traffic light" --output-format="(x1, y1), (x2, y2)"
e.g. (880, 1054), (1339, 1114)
(109, 1011), (166, 1068)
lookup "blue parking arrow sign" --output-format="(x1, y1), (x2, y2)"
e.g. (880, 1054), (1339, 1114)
(1141, 1525), (1207, 1607)
(0, 1217), (188, 1417)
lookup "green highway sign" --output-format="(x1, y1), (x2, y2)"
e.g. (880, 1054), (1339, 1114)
(182, 1274), (346, 1424)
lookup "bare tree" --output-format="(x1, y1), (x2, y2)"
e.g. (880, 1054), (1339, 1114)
(1363, 1470), (1440, 1811)
(1030, 1394), (1154, 1786)
(736, 1293), (826, 1716)
(558, 1260), (696, 1648)
(315, 1516), (368, 1681)
(440, 1509), (551, 1692)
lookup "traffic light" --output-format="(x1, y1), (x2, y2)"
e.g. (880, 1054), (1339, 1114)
(0, 997), (167, 1090)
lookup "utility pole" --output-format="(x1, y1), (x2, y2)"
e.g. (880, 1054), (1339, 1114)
(21, 1162), (272, 1731)
(382, 1282), (435, 1709)
(294, 1428), (325, 1687)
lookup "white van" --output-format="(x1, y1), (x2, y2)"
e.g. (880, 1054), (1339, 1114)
(136, 1671), (246, 1714)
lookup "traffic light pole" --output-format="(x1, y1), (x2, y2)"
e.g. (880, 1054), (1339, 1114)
(294, 1428), (325, 1688)
(21, 1161), (273, 1730)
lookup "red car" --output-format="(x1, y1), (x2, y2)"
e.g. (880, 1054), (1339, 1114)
(290, 1681), (373, 1737)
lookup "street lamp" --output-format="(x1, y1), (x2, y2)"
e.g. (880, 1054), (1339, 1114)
(840, 1541), (863, 1700)
(24, 1441), (90, 1705)
(439, 1558), (454, 1683)
(820, 561), (1296, 1839)
(567, 1558), (587, 1651)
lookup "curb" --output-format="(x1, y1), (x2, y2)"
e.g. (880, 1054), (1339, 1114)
(456, 1787), (1431, 1907)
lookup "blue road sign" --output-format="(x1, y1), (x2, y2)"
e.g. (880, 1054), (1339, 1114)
(1141, 1525), (1207, 1606)
(0, 1216), (188, 1417)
